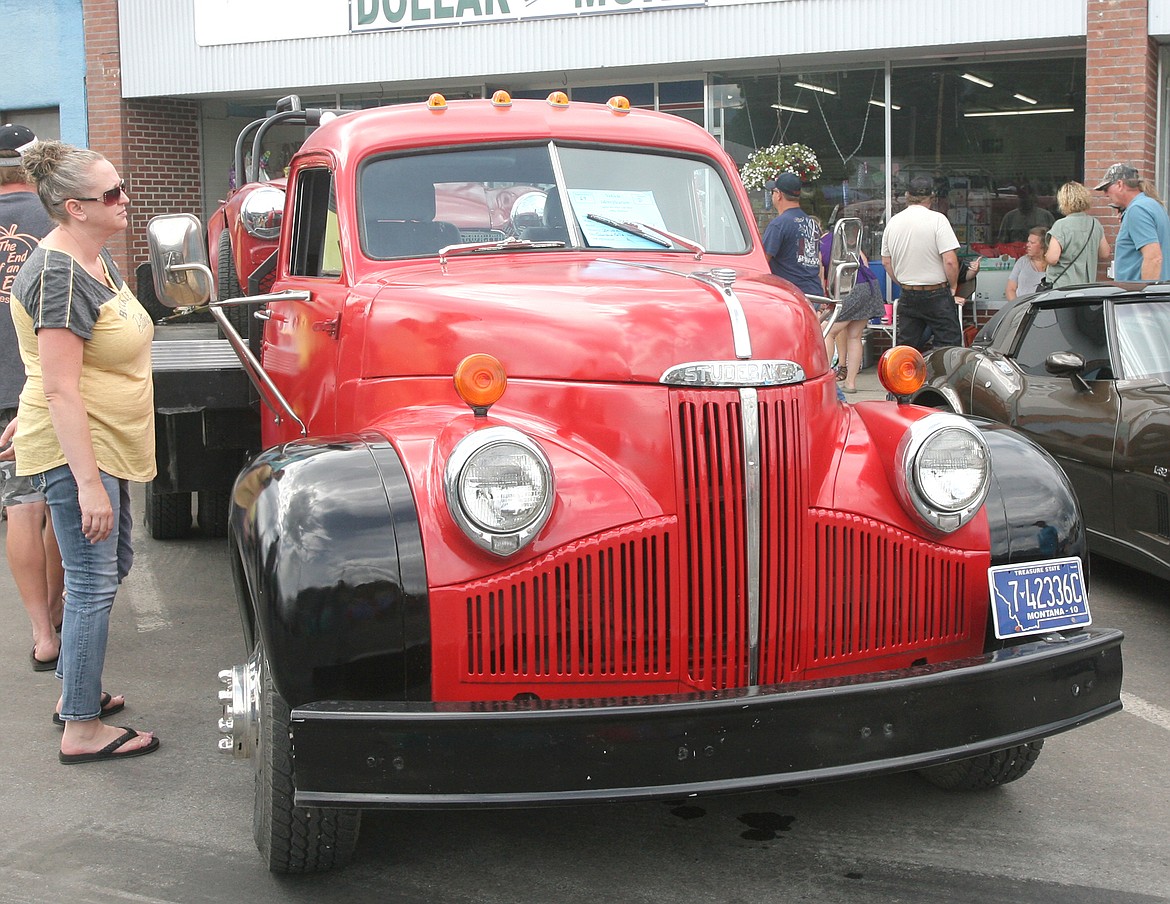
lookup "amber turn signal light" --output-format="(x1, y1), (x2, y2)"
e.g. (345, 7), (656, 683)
(878, 346), (926, 397)
(455, 354), (508, 413)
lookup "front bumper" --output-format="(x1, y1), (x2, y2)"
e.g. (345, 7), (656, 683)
(289, 628), (1122, 808)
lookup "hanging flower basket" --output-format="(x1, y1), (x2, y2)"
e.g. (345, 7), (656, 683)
(739, 143), (822, 191)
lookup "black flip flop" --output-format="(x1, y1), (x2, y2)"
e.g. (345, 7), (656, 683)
(58, 727), (160, 765)
(52, 692), (126, 727)
(31, 648), (58, 672)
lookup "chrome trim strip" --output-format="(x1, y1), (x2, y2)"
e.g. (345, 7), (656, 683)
(739, 387), (761, 686)
(660, 359), (805, 387)
(597, 260), (752, 359)
(686, 269), (752, 359)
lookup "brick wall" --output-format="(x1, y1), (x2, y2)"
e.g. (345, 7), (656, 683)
(123, 99), (203, 281)
(1086, 0), (1159, 271)
(82, 0), (202, 293)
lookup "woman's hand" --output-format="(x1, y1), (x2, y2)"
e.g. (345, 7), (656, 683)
(0, 415), (15, 462)
(77, 479), (114, 543)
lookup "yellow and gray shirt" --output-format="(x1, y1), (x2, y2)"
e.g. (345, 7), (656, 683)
(9, 246), (156, 482)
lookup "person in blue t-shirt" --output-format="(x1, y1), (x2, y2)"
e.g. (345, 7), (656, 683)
(1095, 163), (1170, 281)
(761, 172), (824, 299)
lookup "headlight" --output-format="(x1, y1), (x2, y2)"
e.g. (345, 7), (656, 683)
(444, 426), (554, 555)
(896, 414), (990, 533)
(240, 186), (285, 240)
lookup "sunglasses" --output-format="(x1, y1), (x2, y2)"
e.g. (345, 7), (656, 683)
(75, 180), (127, 206)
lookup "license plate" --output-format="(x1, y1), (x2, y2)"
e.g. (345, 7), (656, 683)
(988, 556), (1091, 639)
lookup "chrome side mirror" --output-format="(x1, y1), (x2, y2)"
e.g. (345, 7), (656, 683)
(146, 214), (213, 308)
(828, 217), (862, 301)
(240, 186), (286, 240)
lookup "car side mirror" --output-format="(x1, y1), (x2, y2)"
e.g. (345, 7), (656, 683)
(147, 214), (213, 308)
(1045, 351), (1091, 391)
(1045, 351), (1085, 375)
(828, 217), (862, 301)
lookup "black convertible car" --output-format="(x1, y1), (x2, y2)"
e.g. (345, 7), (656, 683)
(911, 284), (1170, 581)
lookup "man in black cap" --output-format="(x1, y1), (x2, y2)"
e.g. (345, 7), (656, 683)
(761, 171), (823, 299)
(880, 175), (963, 351)
(0, 122), (64, 672)
(1095, 162), (1170, 281)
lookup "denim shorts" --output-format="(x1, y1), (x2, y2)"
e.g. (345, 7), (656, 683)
(0, 407), (46, 508)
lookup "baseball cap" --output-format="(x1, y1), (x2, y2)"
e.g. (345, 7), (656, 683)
(907, 175), (935, 197)
(764, 171), (803, 197)
(1094, 163), (1139, 191)
(0, 123), (37, 167)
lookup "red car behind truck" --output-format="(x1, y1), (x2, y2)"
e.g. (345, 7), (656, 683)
(145, 92), (1123, 873)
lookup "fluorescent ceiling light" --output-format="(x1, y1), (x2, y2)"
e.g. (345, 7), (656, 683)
(964, 107), (1075, 117)
(1012, 93), (1038, 104)
(772, 103), (809, 114)
(868, 98), (903, 111)
(961, 73), (995, 88)
(794, 81), (837, 95)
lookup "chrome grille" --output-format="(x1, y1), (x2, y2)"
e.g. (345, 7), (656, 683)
(674, 387), (806, 688)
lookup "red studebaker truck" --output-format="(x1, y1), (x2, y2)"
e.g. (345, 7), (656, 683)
(146, 92), (1123, 873)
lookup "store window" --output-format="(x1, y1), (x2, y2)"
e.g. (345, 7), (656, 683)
(710, 69), (886, 241)
(0, 107), (59, 142)
(709, 56), (1085, 282)
(890, 58), (1085, 260)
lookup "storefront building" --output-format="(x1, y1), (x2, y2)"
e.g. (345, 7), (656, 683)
(65, 0), (1170, 286)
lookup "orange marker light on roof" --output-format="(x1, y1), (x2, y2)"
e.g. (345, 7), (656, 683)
(607, 95), (631, 114)
(427, 93), (448, 111)
(878, 346), (927, 398)
(455, 354), (508, 414)
(546, 91), (570, 108)
(491, 90), (513, 107)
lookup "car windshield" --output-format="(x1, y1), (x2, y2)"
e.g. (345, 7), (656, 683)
(1114, 300), (1170, 381)
(358, 142), (749, 259)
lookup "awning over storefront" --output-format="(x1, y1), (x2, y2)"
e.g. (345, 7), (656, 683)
(119, 0), (1090, 100)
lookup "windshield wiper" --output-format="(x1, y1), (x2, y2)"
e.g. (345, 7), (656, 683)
(438, 235), (565, 264)
(585, 214), (705, 259)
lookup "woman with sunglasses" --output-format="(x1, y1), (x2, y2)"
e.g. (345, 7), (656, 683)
(4, 140), (159, 764)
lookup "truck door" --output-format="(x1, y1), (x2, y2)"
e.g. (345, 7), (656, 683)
(261, 165), (345, 445)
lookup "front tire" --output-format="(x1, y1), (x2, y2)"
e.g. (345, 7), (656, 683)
(918, 741), (1044, 790)
(254, 659), (361, 873)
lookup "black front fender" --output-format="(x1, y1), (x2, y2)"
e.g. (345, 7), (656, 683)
(228, 433), (429, 706)
(976, 419), (1086, 566)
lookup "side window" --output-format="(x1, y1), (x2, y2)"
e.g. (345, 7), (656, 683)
(288, 167), (341, 278)
(1013, 303), (1108, 376)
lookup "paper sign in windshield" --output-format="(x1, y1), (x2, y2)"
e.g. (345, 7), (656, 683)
(569, 189), (667, 249)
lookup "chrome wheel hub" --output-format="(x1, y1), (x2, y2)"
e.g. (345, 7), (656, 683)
(217, 648), (261, 758)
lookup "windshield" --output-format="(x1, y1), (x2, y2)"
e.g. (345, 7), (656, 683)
(358, 142), (749, 259)
(1114, 300), (1170, 381)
